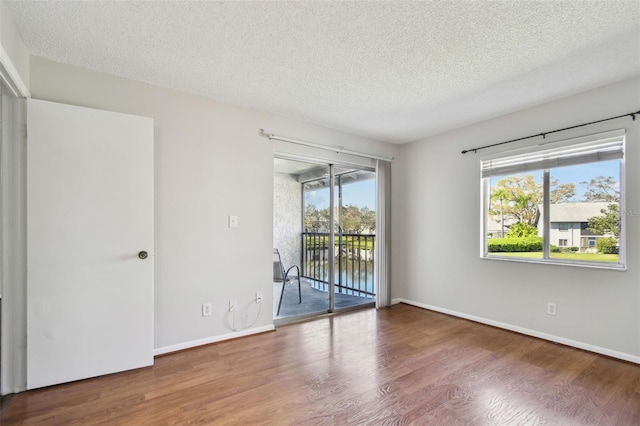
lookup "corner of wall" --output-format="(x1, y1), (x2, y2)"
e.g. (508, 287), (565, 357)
(1, 2), (30, 96)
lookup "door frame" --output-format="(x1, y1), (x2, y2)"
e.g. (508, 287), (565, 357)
(0, 50), (29, 396)
(273, 153), (376, 325)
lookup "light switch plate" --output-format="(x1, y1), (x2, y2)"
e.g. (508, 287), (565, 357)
(229, 215), (238, 228)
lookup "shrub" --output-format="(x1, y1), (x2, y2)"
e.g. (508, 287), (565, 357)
(506, 222), (538, 238)
(596, 237), (618, 254)
(488, 237), (543, 252)
(551, 245), (560, 253)
(560, 246), (579, 253)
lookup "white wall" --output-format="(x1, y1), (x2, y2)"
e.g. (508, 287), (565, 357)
(273, 172), (301, 270)
(549, 223), (582, 250)
(396, 77), (640, 361)
(29, 57), (399, 353)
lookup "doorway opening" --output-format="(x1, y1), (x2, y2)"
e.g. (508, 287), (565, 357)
(273, 157), (376, 323)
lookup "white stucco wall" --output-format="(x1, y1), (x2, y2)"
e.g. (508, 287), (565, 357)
(273, 172), (301, 271)
(549, 223), (582, 249)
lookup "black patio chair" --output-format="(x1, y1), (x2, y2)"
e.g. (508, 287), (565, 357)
(273, 248), (301, 315)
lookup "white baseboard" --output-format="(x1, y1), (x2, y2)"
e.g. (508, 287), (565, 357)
(395, 298), (640, 365)
(153, 324), (275, 356)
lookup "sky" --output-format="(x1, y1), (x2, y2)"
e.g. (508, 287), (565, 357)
(490, 160), (620, 201)
(305, 178), (376, 210)
(550, 160), (620, 200)
(304, 160), (619, 210)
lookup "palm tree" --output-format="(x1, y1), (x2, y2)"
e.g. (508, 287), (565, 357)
(491, 188), (510, 237)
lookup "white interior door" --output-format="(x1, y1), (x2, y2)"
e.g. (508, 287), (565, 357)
(27, 99), (154, 389)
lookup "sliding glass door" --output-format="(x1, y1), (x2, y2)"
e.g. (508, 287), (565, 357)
(333, 169), (376, 307)
(273, 157), (375, 321)
(302, 165), (376, 312)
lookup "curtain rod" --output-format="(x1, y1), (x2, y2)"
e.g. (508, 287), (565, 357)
(461, 109), (640, 154)
(259, 129), (395, 162)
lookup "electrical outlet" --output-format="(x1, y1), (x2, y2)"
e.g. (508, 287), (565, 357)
(547, 302), (557, 316)
(202, 303), (212, 317)
(256, 292), (263, 304)
(229, 299), (237, 312)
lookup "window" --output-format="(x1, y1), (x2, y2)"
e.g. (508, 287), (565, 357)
(482, 130), (624, 269)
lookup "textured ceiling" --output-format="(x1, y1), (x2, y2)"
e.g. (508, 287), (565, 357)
(6, 1), (640, 144)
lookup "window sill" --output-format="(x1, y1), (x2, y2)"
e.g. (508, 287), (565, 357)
(481, 255), (626, 271)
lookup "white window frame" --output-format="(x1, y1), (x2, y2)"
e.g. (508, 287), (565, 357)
(480, 129), (626, 270)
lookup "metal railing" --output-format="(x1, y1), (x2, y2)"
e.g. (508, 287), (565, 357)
(302, 232), (376, 297)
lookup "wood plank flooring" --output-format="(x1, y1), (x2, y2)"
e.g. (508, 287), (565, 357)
(2, 304), (639, 425)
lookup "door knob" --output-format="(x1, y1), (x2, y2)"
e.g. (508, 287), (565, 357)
(138, 251), (148, 260)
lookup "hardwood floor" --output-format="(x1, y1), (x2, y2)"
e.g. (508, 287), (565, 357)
(2, 304), (639, 425)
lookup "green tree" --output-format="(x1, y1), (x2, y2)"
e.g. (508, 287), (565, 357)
(506, 222), (538, 238)
(581, 176), (619, 202)
(490, 175), (541, 226)
(305, 204), (376, 234)
(342, 205), (362, 233)
(596, 237), (618, 254)
(341, 204), (376, 233)
(304, 204), (329, 232)
(360, 206), (376, 233)
(587, 203), (620, 237)
(490, 175), (575, 228)
(550, 182), (576, 203)
(490, 187), (510, 237)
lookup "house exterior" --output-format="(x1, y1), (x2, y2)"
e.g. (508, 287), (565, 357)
(486, 217), (515, 239)
(540, 202), (616, 252)
(488, 202), (617, 253)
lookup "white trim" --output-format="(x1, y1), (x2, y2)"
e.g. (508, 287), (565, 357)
(481, 134), (624, 177)
(481, 254), (627, 271)
(274, 151), (376, 173)
(1, 94), (27, 394)
(262, 129), (394, 162)
(0, 45), (30, 98)
(542, 169), (550, 258)
(391, 298), (403, 305)
(153, 324), (275, 356)
(328, 165), (336, 311)
(395, 298), (640, 364)
(480, 129), (626, 161)
(374, 159), (392, 308)
(618, 145), (627, 267)
(480, 177), (489, 256)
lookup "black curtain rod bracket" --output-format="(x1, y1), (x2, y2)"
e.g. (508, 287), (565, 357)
(461, 109), (640, 155)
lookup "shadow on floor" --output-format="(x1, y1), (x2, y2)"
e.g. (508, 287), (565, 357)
(274, 277), (373, 319)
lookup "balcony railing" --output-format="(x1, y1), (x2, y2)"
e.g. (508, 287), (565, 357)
(302, 232), (375, 297)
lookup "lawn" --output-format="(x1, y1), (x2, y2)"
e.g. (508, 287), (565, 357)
(305, 235), (375, 250)
(491, 252), (619, 263)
